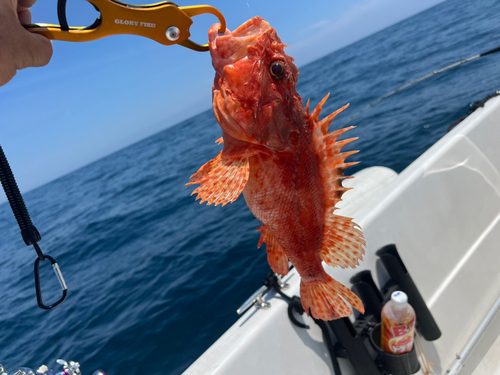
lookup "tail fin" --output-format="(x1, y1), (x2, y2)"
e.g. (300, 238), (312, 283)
(300, 275), (364, 320)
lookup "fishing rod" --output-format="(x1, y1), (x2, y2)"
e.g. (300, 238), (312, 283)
(342, 44), (500, 126)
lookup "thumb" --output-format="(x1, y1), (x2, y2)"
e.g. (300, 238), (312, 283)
(16, 30), (53, 69)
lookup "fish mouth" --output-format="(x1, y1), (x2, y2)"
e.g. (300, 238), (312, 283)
(208, 17), (273, 145)
(209, 16), (272, 66)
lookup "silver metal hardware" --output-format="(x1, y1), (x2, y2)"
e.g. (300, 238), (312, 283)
(236, 270), (295, 315)
(237, 285), (268, 315)
(446, 292), (500, 374)
(52, 263), (68, 290)
(254, 295), (271, 310)
(276, 275), (289, 290)
(166, 26), (180, 41)
(13, 370), (34, 375)
(56, 359), (81, 375)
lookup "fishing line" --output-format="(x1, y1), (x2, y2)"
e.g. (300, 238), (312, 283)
(342, 45), (500, 126)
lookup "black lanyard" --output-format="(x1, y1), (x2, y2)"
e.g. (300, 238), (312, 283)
(0, 145), (67, 310)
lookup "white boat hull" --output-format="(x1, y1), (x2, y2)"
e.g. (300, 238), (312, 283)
(184, 95), (500, 375)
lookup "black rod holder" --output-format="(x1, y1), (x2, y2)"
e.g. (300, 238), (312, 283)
(329, 317), (383, 375)
(350, 270), (384, 322)
(376, 244), (441, 341)
(318, 243), (441, 374)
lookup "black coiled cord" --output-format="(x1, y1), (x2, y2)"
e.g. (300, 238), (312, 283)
(0, 145), (67, 310)
(0, 145), (43, 257)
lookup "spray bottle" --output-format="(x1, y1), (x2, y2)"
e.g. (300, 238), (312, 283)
(381, 290), (416, 354)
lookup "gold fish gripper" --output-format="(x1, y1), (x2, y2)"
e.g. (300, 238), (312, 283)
(25, 0), (226, 52)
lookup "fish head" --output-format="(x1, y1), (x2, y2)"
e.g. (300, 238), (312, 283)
(209, 17), (303, 151)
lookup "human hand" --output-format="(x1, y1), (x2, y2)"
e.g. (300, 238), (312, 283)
(0, 0), (52, 87)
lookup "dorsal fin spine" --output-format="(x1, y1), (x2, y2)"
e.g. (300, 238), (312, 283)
(307, 94), (365, 270)
(310, 93), (330, 122)
(316, 136), (358, 153)
(315, 104), (350, 132)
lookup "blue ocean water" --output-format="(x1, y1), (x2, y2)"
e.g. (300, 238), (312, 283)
(1, 0), (499, 373)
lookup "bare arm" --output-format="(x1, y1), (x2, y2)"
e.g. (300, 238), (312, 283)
(0, 0), (52, 87)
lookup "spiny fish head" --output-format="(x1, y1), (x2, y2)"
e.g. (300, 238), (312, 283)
(209, 16), (303, 151)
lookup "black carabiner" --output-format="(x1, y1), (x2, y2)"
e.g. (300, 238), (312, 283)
(34, 252), (68, 310)
(0, 145), (69, 311)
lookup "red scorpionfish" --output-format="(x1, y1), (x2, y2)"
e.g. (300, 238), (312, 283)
(187, 17), (365, 320)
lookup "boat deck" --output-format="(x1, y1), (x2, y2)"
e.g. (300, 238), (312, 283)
(184, 95), (500, 375)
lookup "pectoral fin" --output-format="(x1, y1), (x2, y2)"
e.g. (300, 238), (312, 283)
(187, 151), (249, 206)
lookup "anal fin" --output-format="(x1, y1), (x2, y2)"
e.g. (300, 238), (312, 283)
(187, 151), (249, 206)
(257, 226), (289, 275)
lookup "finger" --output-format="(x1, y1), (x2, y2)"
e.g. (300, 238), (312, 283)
(16, 32), (53, 69)
(0, 64), (17, 87)
(17, 7), (31, 25)
(18, 0), (37, 8)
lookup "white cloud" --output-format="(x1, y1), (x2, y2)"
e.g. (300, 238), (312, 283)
(302, 19), (331, 33)
(289, 0), (445, 66)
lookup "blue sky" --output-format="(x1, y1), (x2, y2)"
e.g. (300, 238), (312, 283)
(0, 0), (444, 194)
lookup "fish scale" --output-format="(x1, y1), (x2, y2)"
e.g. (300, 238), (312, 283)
(188, 16), (366, 320)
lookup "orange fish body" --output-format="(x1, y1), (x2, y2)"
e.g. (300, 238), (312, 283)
(188, 17), (365, 320)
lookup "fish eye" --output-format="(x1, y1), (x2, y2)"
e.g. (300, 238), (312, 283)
(269, 60), (286, 80)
